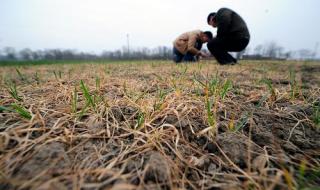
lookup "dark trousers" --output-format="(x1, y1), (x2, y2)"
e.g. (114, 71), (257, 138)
(173, 40), (202, 63)
(207, 37), (249, 64)
(173, 48), (197, 63)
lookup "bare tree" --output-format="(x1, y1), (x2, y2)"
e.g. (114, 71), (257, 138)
(20, 48), (33, 60)
(4, 47), (16, 60)
(32, 50), (42, 60)
(263, 42), (277, 58)
(283, 51), (292, 60)
(312, 42), (319, 59)
(0, 48), (4, 60)
(254, 45), (263, 56)
(298, 49), (313, 60)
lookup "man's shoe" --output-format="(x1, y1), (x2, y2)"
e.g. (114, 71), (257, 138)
(230, 61), (237, 65)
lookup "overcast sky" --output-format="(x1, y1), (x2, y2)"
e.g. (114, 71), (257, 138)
(0, 0), (320, 55)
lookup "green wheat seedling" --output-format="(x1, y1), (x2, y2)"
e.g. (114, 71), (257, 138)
(296, 166), (320, 189)
(205, 76), (219, 135)
(153, 88), (169, 111)
(260, 78), (276, 101)
(171, 76), (177, 89)
(197, 61), (203, 71)
(170, 77), (182, 94)
(194, 74), (233, 136)
(123, 81), (128, 96)
(53, 71), (57, 80)
(53, 71), (59, 81)
(105, 66), (111, 75)
(53, 70), (63, 81)
(153, 73), (164, 82)
(78, 103), (89, 119)
(34, 72), (40, 85)
(256, 94), (269, 108)
(208, 73), (232, 100)
(194, 77), (217, 133)
(80, 80), (96, 109)
(193, 74), (206, 90)
(194, 73), (232, 100)
(193, 86), (203, 97)
(0, 106), (11, 112)
(68, 69), (73, 80)
(175, 64), (188, 83)
(192, 73), (205, 96)
(179, 64), (188, 75)
(11, 103), (32, 120)
(135, 111), (145, 130)
(206, 97), (216, 129)
(77, 80), (96, 118)
(93, 76), (104, 103)
(313, 102), (320, 127)
(208, 78), (219, 96)
(220, 79), (232, 100)
(282, 167), (295, 190)
(298, 160), (307, 187)
(205, 72), (220, 96)
(135, 91), (148, 103)
(15, 68), (27, 82)
(95, 76), (101, 92)
(6, 82), (22, 101)
(289, 68), (298, 99)
(233, 112), (250, 132)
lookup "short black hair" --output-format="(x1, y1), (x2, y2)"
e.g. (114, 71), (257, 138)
(203, 31), (213, 40)
(207, 12), (216, 24)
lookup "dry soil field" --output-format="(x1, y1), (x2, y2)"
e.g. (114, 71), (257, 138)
(0, 60), (320, 190)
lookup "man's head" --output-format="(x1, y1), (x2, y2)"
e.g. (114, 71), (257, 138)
(207, 12), (217, 27)
(200, 31), (213, 43)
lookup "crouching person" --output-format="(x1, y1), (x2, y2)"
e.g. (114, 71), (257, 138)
(173, 30), (213, 63)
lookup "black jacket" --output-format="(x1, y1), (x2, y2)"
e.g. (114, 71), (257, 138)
(215, 8), (250, 39)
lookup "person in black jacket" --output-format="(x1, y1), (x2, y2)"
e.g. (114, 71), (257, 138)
(207, 8), (250, 65)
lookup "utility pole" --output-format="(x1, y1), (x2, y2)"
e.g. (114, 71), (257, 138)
(313, 42), (319, 59)
(127, 34), (130, 57)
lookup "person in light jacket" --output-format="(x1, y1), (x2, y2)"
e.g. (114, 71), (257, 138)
(173, 30), (213, 63)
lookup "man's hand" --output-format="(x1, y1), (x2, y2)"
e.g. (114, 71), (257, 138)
(199, 51), (210, 57)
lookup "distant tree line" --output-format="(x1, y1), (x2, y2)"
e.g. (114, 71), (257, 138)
(0, 42), (318, 61)
(242, 41), (318, 61)
(0, 46), (173, 61)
